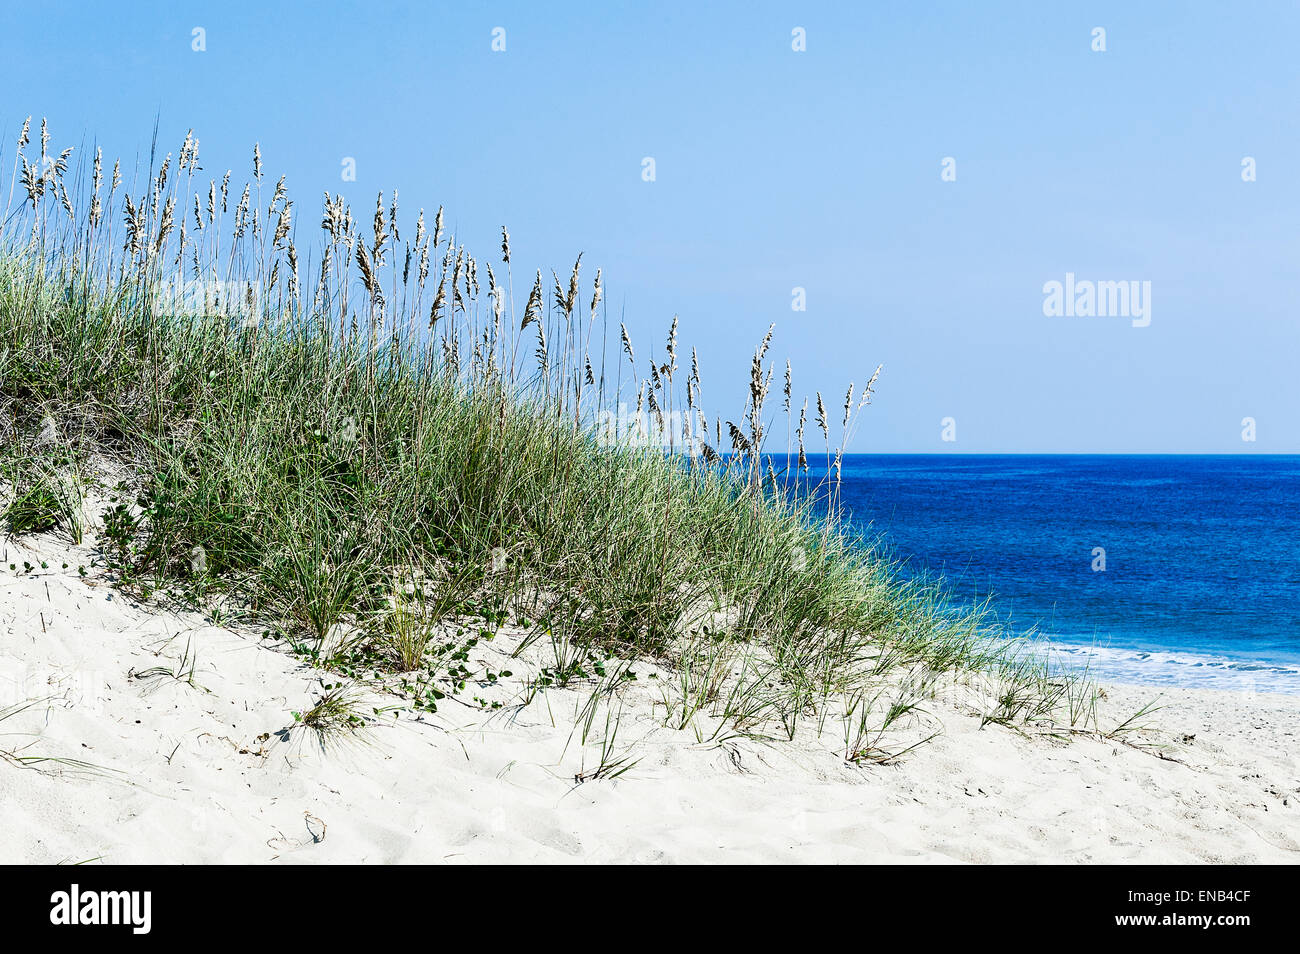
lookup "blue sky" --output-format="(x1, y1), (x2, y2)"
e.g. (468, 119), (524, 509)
(2, 1), (1297, 452)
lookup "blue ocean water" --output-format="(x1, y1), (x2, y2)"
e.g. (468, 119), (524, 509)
(831, 455), (1300, 694)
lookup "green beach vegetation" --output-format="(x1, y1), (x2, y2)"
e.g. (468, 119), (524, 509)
(0, 120), (1110, 758)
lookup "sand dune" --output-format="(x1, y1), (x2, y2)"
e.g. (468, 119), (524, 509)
(2, 531), (1297, 865)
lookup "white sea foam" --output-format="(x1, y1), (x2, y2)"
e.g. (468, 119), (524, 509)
(1044, 640), (1300, 695)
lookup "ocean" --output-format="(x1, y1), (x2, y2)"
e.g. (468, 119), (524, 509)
(829, 455), (1300, 694)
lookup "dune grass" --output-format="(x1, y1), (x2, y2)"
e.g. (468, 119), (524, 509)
(0, 118), (1094, 751)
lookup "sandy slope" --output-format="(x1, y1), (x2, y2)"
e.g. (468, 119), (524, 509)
(1, 531), (1297, 865)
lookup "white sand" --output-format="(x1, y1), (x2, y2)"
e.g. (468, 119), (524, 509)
(2, 530), (1297, 864)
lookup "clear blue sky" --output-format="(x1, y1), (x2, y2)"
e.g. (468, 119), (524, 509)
(2, 1), (1296, 452)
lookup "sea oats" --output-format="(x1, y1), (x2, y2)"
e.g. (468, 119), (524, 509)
(179, 129), (195, 172)
(648, 390), (665, 436)
(154, 196), (175, 258)
(53, 146), (73, 180)
(123, 194), (143, 255)
(757, 322), (774, 362)
(488, 264), (504, 325)
(372, 191), (388, 265)
(550, 269), (565, 315)
(665, 315), (678, 379)
(451, 247), (465, 314)
(152, 153), (171, 216)
(20, 156), (42, 210)
(727, 421), (751, 453)
(858, 364), (882, 409)
(89, 149), (104, 227)
(273, 202), (292, 249)
(566, 254), (582, 317)
(429, 275), (446, 327)
(234, 184), (250, 238)
(620, 323), (635, 365)
(521, 270), (542, 330)
(356, 241), (378, 297)
(590, 267), (602, 321)
(268, 175), (286, 216)
(321, 192), (346, 239)
(797, 400), (808, 471)
(534, 314), (549, 371)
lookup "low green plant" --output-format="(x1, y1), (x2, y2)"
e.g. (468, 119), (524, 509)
(293, 683), (369, 745)
(130, 637), (201, 689)
(3, 461), (82, 541)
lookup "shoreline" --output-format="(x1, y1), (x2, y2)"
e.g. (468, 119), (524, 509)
(1048, 649), (1300, 698)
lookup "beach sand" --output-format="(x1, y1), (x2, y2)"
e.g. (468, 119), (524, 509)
(2, 531), (1297, 865)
